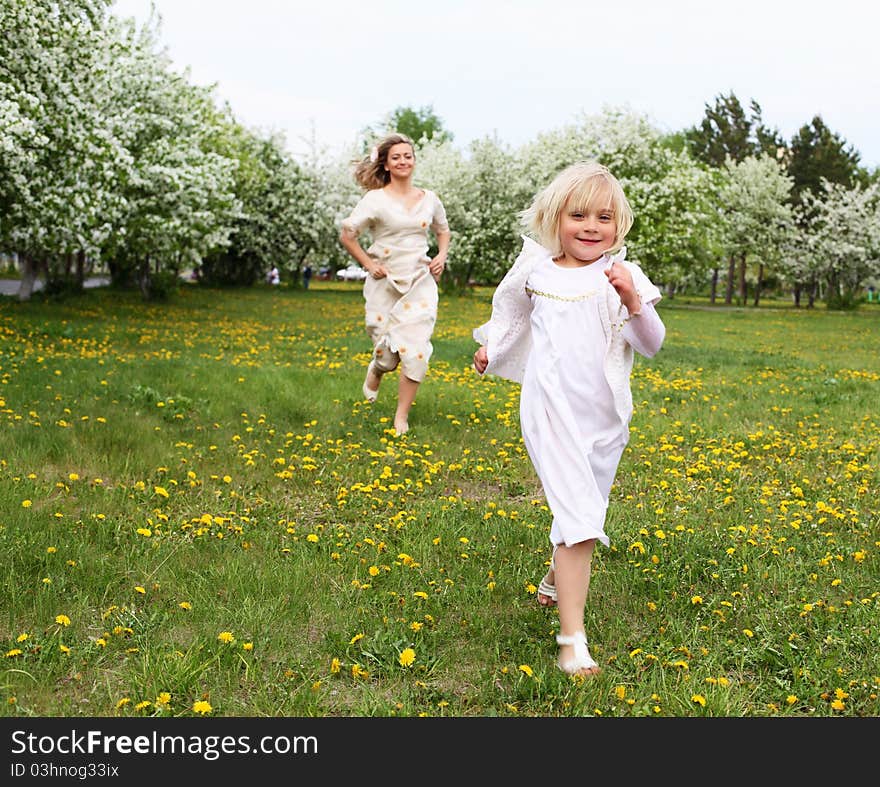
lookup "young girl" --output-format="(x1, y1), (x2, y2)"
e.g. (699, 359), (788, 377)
(473, 161), (665, 676)
(340, 133), (451, 436)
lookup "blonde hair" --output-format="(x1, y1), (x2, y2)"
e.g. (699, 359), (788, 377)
(522, 161), (633, 256)
(352, 133), (415, 190)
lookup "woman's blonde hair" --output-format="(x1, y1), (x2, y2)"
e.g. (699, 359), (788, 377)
(522, 161), (633, 256)
(352, 133), (415, 190)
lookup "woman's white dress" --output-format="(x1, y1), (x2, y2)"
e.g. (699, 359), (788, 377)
(520, 254), (628, 548)
(341, 188), (449, 382)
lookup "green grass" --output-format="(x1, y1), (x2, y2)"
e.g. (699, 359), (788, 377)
(1, 280), (877, 717)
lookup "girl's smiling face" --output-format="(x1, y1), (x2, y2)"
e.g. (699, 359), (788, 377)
(556, 195), (617, 265)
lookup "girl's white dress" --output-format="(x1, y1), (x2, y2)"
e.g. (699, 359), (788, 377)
(474, 238), (664, 548)
(341, 188), (449, 382)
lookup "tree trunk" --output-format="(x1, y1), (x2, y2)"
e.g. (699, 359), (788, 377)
(807, 278), (817, 308)
(753, 263), (764, 307)
(738, 254), (747, 305)
(17, 254), (42, 301)
(724, 256), (735, 304)
(709, 268), (719, 304)
(75, 250), (85, 288)
(138, 256), (150, 299)
(793, 283), (802, 307)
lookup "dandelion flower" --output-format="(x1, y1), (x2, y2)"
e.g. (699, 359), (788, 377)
(217, 631), (235, 644)
(192, 700), (212, 715)
(55, 614), (71, 627)
(691, 694), (707, 707)
(154, 486), (169, 498)
(518, 664), (533, 677)
(398, 648), (416, 667)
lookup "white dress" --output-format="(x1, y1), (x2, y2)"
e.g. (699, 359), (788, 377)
(520, 254), (628, 548)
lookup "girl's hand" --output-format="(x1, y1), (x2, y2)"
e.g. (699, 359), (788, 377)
(473, 346), (488, 374)
(605, 262), (641, 315)
(368, 264), (387, 280)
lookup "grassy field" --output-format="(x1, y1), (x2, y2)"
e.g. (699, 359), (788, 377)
(1, 280), (877, 717)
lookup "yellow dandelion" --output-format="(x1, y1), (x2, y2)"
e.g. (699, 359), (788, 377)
(306, 533), (319, 543)
(330, 657), (342, 674)
(192, 700), (212, 715)
(178, 602), (192, 610)
(154, 486), (169, 498)
(16, 633), (28, 643)
(830, 699), (845, 711)
(155, 692), (171, 707)
(136, 528), (152, 537)
(691, 596), (703, 605)
(410, 621), (423, 633)
(786, 695), (798, 705)
(135, 701), (151, 711)
(116, 698), (131, 709)
(217, 631), (235, 644)
(243, 642), (253, 652)
(413, 591), (429, 600)
(691, 694), (707, 706)
(5, 649), (23, 658)
(518, 664), (534, 677)
(59, 644), (70, 654)
(22, 500), (32, 508)
(368, 565), (380, 577)
(742, 629), (755, 638)
(55, 614), (71, 626)
(398, 648), (416, 667)
(134, 586), (146, 594)
(349, 633), (364, 645)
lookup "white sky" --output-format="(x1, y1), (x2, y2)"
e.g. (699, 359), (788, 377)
(111, 0), (880, 168)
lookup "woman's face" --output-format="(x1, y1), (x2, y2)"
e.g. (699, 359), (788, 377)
(384, 143), (415, 179)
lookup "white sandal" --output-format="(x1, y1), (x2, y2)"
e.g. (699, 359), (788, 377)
(537, 546), (558, 606)
(362, 361), (380, 402)
(556, 631), (599, 676)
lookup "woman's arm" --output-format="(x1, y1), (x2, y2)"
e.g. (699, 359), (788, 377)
(429, 229), (450, 280)
(339, 227), (385, 279)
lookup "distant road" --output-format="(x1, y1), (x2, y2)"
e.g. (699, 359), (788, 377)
(0, 277), (110, 296)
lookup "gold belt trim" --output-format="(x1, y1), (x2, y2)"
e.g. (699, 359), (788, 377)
(525, 286), (599, 302)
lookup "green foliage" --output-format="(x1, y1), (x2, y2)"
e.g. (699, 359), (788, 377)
(388, 105), (453, 146)
(789, 115), (862, 206)
(684, 92), (783, 168)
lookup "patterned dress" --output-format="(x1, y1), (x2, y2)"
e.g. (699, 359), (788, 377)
(342, 188), (449, 382)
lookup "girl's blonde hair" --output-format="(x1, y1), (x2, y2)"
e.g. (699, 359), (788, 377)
(352, 133), (415, 190)
(522, 161), (634, 256)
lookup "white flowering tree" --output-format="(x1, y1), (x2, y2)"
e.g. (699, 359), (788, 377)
(0, 0), (129, 299)
(785, 181), (880, 308)
(100, 15), (239, 296)
(417, 135), (532, 290)
(718, 155), (794, 305)
(518, 107), (719, 293)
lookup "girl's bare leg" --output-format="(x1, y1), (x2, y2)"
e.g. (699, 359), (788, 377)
(555, 540), (600, 676)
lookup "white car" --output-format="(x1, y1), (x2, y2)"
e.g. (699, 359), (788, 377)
(336, 265), (367, 281)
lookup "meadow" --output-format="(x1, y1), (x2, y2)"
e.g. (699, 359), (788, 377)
(0, 281), (877, 717)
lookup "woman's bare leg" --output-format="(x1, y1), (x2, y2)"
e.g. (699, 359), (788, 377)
(394, 375), (419, 434)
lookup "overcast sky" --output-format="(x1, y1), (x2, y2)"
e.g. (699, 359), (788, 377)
(111, 0), (880, 168)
